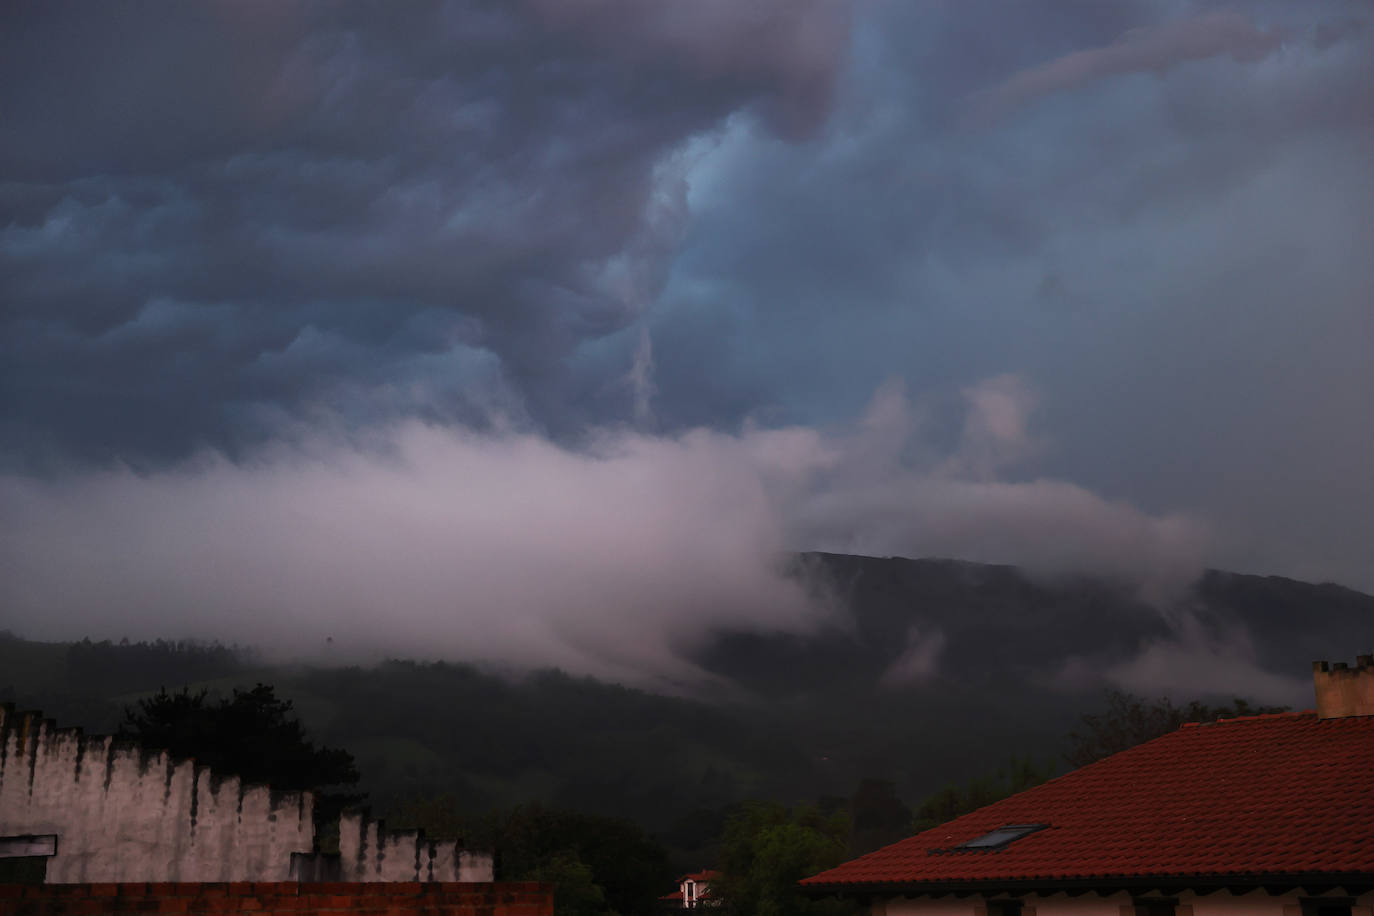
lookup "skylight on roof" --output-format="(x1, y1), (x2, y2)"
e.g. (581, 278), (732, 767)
(956, 824), (1047, 849)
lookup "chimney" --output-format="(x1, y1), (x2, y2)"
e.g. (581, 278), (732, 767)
(1312, 655), (1374, 718)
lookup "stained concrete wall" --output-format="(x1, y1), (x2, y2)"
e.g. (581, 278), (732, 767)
(339, 812), (493, 882)
(0, 704), (493, 884)
(0, 705), (314, 882)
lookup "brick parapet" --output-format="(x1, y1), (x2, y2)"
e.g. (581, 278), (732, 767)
(1312, 654), (1374, 718)
(0, 882), (553, 916)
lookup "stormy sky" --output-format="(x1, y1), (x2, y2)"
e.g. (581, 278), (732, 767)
(2, 1), (1371, 686)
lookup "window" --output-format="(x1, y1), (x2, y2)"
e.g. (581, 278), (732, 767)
(0, 858), (47, 883)
(979, 900), (1036, 916)
(0, 835), (56, 884)
(1301, 898), (1354, 916)
(956, 824), (1048, 850)
(1132, 897), (1178, 916)
(987, 900), (1023, 916)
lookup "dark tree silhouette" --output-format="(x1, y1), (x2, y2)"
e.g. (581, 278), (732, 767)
(388, 796), (671, 916)
(715, 802), (858, 916)
(120, 684), (360, 796)
(68, 638), (245, 696)
(910, 754), (1057, 833)
(849, 778), (912, 855)
(1064, 689), (1288, 769)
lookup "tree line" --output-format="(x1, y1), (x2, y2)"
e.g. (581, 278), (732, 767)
(117, 682), (1283, 916)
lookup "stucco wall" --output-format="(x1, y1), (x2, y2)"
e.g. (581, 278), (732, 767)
(339, 812), (493, 882)
(0, 705), (494, 884)
(881, 889), (1374, 916)
(0, 706), (314, 882)
(1190, 890), (1373, 916)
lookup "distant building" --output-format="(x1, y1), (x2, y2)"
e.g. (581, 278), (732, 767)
(661, 870), (721, 909)
(803, 656), (1374, 916)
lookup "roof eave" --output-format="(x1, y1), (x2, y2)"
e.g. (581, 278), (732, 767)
(801, 871), (1374, 899)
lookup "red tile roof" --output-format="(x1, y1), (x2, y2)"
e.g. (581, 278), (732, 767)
(803, 712), (1374, 890)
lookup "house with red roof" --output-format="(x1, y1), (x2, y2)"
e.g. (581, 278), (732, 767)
(661, 870), (720, 910)
(803, 656), (1374, 916)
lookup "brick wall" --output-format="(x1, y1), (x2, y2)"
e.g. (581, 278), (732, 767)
(0, 882), (552, 916)
(1313, 655), (1374, 718)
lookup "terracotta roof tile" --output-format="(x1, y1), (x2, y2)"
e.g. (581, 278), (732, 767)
(802, 712), (1374, 888)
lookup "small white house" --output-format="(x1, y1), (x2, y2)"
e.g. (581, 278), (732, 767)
(662, 870), (720, 909)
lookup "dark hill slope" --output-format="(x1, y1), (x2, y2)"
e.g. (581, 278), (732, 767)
(692, 553), (1373, 700)
(3, 553), (1370, 855)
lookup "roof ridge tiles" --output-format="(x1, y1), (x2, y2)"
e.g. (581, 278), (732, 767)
(1207, 710), (1312, 725)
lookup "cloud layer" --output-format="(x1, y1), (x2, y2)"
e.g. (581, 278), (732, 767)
(0, 0), (857, 462)
(0, 378), (1210, 684)
(3, 2), (1373, 688)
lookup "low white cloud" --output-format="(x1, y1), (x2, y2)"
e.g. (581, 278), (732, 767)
(880, 625), (947, 687)
(943, 374), (1043, 479)
(0, 376), (1211, 686)
(1103, 619), (1310, 707)
(0, 423), (827, 690)
(787, 380), (1210, 602)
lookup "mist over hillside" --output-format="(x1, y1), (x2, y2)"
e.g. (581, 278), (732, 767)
(695, 552), (1373, 706)
(5, 552), (1368, 854)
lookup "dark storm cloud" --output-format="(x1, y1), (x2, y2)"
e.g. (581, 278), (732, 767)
(518, 0), (852, 138)
(1, 0), (856, 463)
(2, 1), (1372, 683)
(646, 0), (1374, 594)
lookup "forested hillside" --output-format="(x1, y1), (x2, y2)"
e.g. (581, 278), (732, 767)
(3, 552), (1369, 872)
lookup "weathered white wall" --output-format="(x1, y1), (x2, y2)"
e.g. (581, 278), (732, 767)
(1189, 890), (1373, 916)
(880, 897), (994, 916)
(1, 704), (493, 883)
(0, 706), (315, 881)
(882, 889), (1374, 916)
(339, 812), (493, 882)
